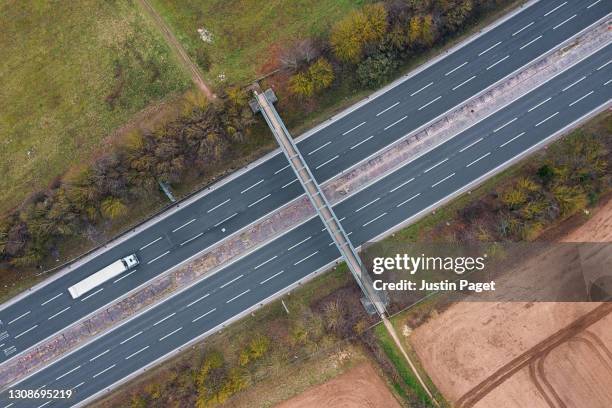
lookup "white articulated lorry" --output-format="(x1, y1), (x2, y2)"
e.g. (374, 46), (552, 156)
(67, 254), (139, 299)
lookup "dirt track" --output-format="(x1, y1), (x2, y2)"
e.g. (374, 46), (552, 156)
(411, 198), (612, 407)
(275, 363), (401, 408)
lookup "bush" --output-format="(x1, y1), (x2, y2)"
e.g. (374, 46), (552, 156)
(289, 58), (335, 97)
(356, 52), (397, 88)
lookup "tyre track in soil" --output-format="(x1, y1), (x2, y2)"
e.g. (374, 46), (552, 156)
(136, 0), (215, 99)
(456, 302), (612, 408)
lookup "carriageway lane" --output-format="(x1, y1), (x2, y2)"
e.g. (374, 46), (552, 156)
(0, 0), (608, 363)
(2, 41), (609, 408)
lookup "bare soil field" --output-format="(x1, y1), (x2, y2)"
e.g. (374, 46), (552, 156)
(409, 198), (612, 407)
(275, 362), (401, 408)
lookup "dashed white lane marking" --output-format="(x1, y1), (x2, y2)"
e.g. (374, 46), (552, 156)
(466, 152), (492, 168)
(40, 293), (63, 306)
(48, 306), (70, 320)
(396, 193), (421, 208)
(493, 117), (517, 133)
(294, 251), (319, 266)
(248, 194), (271, 208)
(596, 60), (611, 71)
(528, 97), (552, 112)
(553, 14), (576, 30)
(587, 0), (602, 8)
(274, 164), (291, 174)
(186, 293), (210, 308)
(89, 349), (110, 362)
(605, 79), (612, 86)
(207, 198), (230, 213)
(288, 236), (312, 251)
(172, 218), (196, 232)
(487, 55), (509, 70)
(56, 365), (81, 381)
(452, 75), (476, 91)
(220, 274), (244, 288)
(376, 101), (400, 116)
(544, 1), (567, 16)
(80, 288), (103, 302)
(281, 179), (299, 189)
(3, 403), (14, 408)
(307, 141), (331, 156)
(350, 135), (374, 150)
(71, 382), (85, 390)
(569, 91), (594, 107)
(113, 269), (137, 283)
(355, 197), (380, 213)
(459, 137), (483, 153)
(384, 116), (407, 131)
(260, 270), (285, 285)
(342, 121), (366, 135)
(445, 62), (467, 76)
(418, 96), (442, 111)
(14, 325), (37, 339)
(159, 327), (182, 341)
(226, 290), (250, 304)
(119, 331), (143, 344)
(410, 81), (434, 96)
(147, 251), (170, 264)
(255, 255), (278, 270)
(92, 364), (116, 379)
(562, 76), (586, 92)
(478, 41), (501, 56)
(519, 35), (542, 50)
(125, 346), (149, 360)
(535, 111), (560, 126)
(431, 173), (456, 188)
(512, 21), (534, 36)
(315, 155), (339, 170)
(363, 212), (387, 227)
(240, 179), (264, 194)
(181, 232), (204, 246)
(215, 212), (238, 227)
(424, 158), (448, 173)
(500, 132), (525, 147)
(36, 402), (51, 408)
(8, 311), (31, 325)
(139, 236), (162, 251)
(153, 313), (176, 327)
(389, 177), (415, 193)
(192, 308), (216, 323)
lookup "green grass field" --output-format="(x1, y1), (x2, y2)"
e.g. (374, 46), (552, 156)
(0, 0), (191, 213)
(147, 0), (363, 85)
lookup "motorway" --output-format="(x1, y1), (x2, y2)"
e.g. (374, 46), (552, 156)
(1, 34), (610, 408)
(0, 0), (608, 363)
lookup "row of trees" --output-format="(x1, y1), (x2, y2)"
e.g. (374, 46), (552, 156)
(281, 0), (498, 98)
(0, 89), (255, 269)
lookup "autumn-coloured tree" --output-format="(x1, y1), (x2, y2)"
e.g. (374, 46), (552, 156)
(289, 58), (334, 97)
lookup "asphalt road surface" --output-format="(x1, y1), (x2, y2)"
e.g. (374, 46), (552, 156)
(1, 33), (610, 408)
(0, 0), (608, 364)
